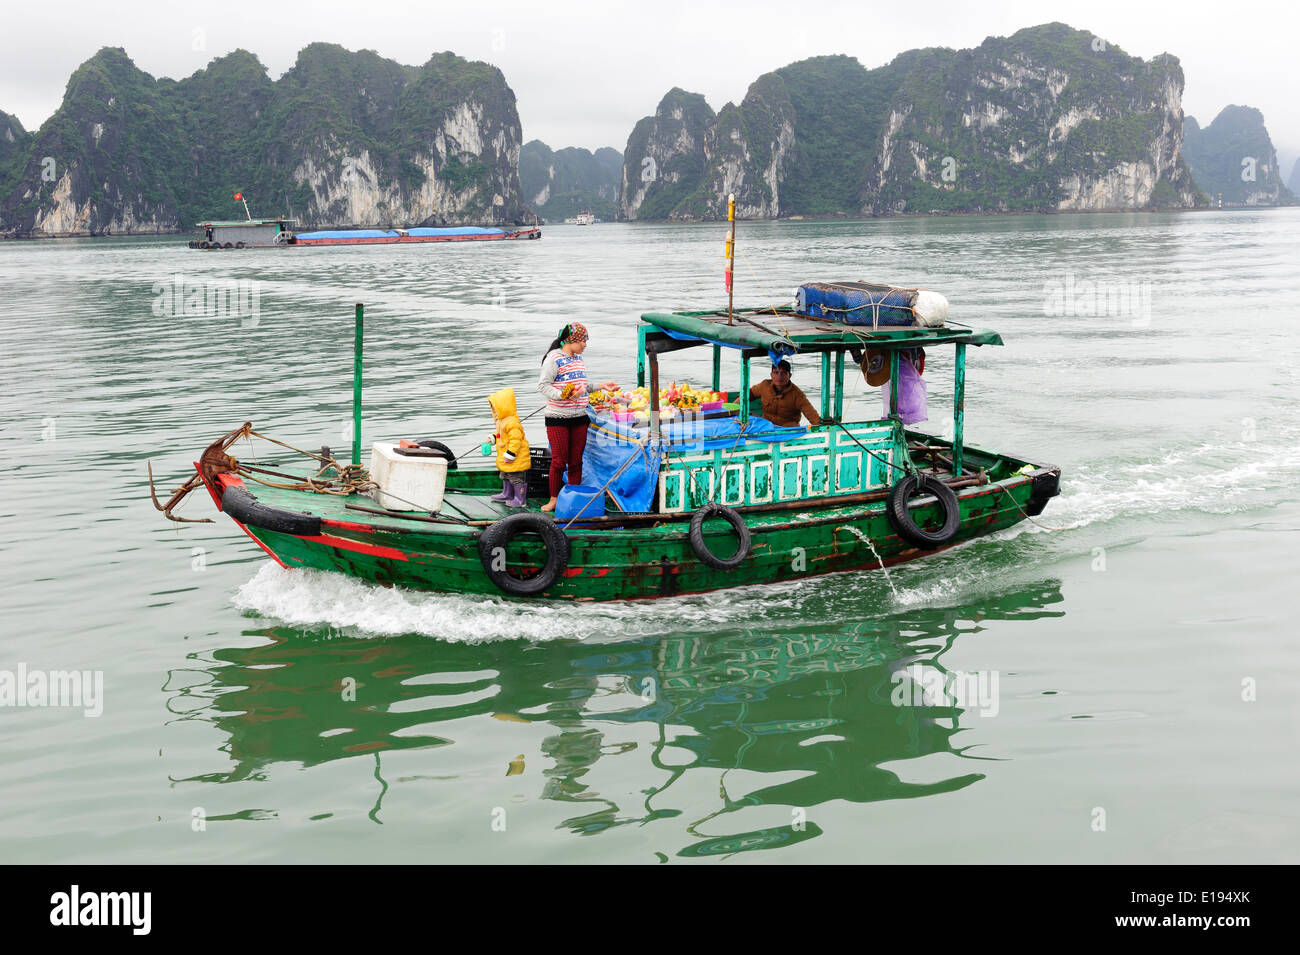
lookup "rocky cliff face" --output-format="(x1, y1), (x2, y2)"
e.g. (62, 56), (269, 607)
(264, 45), (525, 227)
(1, 49), (189, 235)
(700, 72), (798, 219)
(621, 23), (1204, 219)
(519, 140), (622, 219)
(0, 44), (527, 236)
(867, 28), (1200, 213)
(620, 88), (715, 220)
(1183, 106), (1295, 205)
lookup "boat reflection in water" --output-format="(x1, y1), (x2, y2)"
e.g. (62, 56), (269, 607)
(167, 579), (1064, 857)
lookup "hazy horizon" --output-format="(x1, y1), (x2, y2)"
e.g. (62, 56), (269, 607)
(2, 1), (1296, 174)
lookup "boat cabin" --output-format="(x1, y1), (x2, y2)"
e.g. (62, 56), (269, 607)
(193, 217), (299, 249)
(582, 308), (1004, 515)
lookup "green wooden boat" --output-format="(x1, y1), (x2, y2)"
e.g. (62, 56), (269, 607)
(170, 306), (1060, 602)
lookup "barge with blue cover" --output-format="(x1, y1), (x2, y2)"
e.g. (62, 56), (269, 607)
(189, 195), (540, 249)
(190, 221), (541, 249)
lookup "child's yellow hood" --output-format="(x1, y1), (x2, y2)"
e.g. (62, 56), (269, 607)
(488, 387), (518, 419)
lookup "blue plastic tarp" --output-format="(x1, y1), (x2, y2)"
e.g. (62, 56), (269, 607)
(294, 227), (508, 240)
(407, 227), (505, 237)
(581, 411), (809, 514)
(797, 282), (917, 325)
(581, 421), (661, 514)
(295, 229), (399, 239)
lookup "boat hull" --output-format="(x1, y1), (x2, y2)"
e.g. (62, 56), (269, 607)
(202, 463), (1057, 602)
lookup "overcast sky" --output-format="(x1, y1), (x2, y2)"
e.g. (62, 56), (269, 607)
(2, 0), (1296, 173)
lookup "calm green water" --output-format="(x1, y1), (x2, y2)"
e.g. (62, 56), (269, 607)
(1, 211), (1297, 863)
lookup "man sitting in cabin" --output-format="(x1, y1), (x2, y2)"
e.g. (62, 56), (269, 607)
(749, 360), (822, 428)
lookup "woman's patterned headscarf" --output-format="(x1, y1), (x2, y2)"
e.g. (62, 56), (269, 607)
(560, 322), (588, 345)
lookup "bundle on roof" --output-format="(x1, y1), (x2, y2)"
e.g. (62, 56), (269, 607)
(796, 282), (948, 328)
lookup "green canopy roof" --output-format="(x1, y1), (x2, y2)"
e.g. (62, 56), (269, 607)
(642, 307), (1002, 351)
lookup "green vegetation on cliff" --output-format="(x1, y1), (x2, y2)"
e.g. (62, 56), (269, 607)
(0, 110), (29, 186)
(774, 55), (906, 215)
(519, 140), (621, 220)
(1183, 106), (1296, 205)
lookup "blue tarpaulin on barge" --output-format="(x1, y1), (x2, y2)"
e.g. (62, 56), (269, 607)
(296, 229), (397, 239)
(408, 227), (506, 237)
(580, 411), (808, 514)
(295, 226), (508, 240)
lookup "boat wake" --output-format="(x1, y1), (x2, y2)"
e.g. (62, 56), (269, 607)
(997, 430), (1300, 541)
(231, 543), (1064, 642)
(232, 563), (818, 643)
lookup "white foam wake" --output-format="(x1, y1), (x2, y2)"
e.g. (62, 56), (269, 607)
(997, 434), (1300, 541)
(231, 563), (813, 643)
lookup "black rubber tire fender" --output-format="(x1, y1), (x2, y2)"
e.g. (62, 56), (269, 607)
(688, 503), (751, 570)
(1025, 468), (1061, 517)
(221, 485), (321, 537)
(223, 242), (234, 249)
(235, 241), (245, 249)
(415, 439), (458, 470)
(886, 474), (960, 548)
(478, 513), (570, 596)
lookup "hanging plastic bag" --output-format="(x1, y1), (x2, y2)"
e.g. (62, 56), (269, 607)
(881, 352), (928, 424)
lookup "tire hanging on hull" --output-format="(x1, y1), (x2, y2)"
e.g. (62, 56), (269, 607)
(688, 503), (751, 570)
(478, 513), (570, 596)
(220, 485), (322, 537)
(886, 474), (960, 548)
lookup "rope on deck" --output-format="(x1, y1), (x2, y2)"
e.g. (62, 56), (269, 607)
(149, 425), (381, 523)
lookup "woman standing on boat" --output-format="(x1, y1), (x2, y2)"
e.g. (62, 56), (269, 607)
(538, 322), (618, 513)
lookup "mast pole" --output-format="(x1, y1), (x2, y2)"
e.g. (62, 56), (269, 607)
(726, 193), (736, 325)
(649, 351), (661, 438)
(352, 303), (364, 466)
(953, 343), (966, 475)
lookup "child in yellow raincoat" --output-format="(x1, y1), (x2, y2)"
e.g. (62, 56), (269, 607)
(488, 387), (531, 507)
